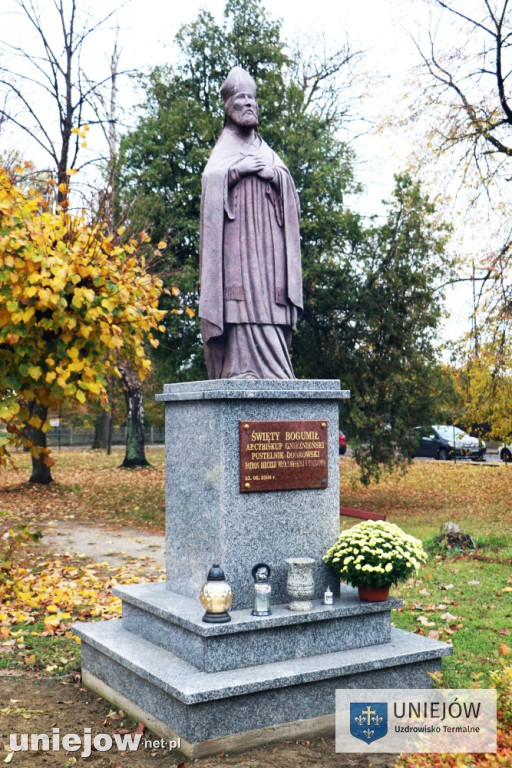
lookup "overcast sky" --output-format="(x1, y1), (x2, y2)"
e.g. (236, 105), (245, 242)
(0, 0), (429, 202)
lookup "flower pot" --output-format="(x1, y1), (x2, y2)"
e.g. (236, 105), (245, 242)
(357, 585), (390, 602)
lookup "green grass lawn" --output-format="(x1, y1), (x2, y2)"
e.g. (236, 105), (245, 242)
(392, 557), (511, 687)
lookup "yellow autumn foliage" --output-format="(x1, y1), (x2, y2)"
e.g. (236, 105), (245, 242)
(0, 166), (166, 462)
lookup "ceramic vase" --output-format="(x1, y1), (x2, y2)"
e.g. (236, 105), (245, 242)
(285, 557), (315, 611)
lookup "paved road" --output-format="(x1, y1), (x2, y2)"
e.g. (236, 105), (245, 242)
(42, 521), (165, 570)
(414, 454), (503, 465)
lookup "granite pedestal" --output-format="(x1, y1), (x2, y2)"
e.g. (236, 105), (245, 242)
(75, 585), (452, 757)
(75, 379), (452, 757)
(156, 379), (348, 608)
(115, 582), (402, 672)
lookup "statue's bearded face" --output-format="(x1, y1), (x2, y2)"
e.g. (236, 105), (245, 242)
(226, 91), (259, 127)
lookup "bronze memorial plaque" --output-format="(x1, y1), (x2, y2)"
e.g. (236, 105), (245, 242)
(239, 420), (328, 493)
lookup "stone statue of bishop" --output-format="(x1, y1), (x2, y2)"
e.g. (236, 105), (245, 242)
(199, 66), (303, 379)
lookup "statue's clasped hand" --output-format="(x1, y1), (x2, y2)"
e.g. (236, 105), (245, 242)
(237, 156), (275, 182)
(237, 155), (265, 176)
(256, 165), (275, 182)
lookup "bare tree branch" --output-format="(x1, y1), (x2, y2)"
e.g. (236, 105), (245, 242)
(434, 0), (495, 37)
(0, 0), (131, 203)
(0, 77), (58, 162)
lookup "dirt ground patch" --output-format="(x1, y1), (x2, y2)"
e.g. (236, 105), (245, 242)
(0, 675), (396, 767)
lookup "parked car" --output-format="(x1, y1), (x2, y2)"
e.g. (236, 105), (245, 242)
(339, 431), (347, 456)
(498, 444), (512, 462)
(411, 426), (454, 461)
(411, 425), (486, 461)
(433, 425), (486, 460)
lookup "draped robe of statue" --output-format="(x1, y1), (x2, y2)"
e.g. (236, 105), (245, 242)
(199, 126), (303, 379)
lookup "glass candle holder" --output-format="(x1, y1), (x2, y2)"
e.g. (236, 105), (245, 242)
(199, 564), (233, 623)
(251, 562), (271, 616)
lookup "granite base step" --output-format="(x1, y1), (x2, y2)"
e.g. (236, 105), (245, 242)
(115, 581), (402, 672)
(74, 619), (452, 757)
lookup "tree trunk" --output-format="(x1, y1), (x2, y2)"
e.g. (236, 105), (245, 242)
(92, 409), (113, 451)
(106, 414), (113, 456)
(119, 362), (149, 468)
(25, 401), (53, 484)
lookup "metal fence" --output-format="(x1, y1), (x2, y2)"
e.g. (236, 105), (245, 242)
(47, 427), (165, 448)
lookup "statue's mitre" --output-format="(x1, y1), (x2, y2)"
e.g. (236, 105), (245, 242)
(220, 67), (256, 103)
